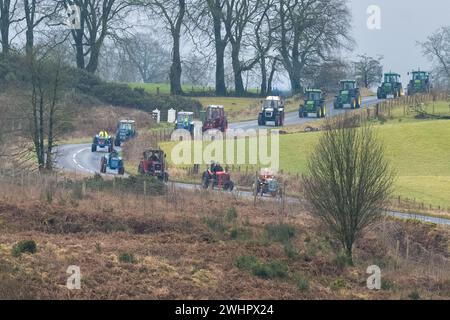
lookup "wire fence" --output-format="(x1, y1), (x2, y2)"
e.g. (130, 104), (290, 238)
(376, 219), (450, 283)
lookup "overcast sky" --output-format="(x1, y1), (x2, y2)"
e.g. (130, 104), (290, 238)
(348, 0), (449, 85)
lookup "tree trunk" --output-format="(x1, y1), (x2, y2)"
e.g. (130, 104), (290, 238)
(267, 59), (277, 95)
(215, 41), (227, 96)
(289, 71), (302, 94)
(0, 4), (9, 55)
(259, 56), (267, 97)
(232, 47), (245, 96)
(86, 43), (101, 73)
(25, 28), (33, 58)
(170, 31), (183, 95)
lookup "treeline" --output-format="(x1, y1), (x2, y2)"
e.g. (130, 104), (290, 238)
(0, 0), (355, 96)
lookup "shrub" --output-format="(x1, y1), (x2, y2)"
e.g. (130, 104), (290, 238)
(229, 227), (253, 241)
(408, 290), (421, 300)
(294, 274), (310, 292)
(118, 252), (137, 264)
(330, 278), (349, 292)
(334, 252), (354, 269)
(284, 242), (299, 259)
(12, 240), (37, 257)
(226, 207), (238, 222)
(265, 223), (296, 243)
(235, 255), (288, 279)
(204, 215), (226, 234)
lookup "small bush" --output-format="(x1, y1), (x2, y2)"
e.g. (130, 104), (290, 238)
(235, 255), (288, 279)
(330, 278), (349, 292)
(408, 290), (421, 300)
(265, 223), (296, 243)
(12, 240), (37, 257)
(294, 274), (310, 292)
(229, 227), (253, 241)
(204, 216), (226, 234)
(334, 252), (354, 269)
(226, 207), (238, 222)
(284, 242), (299, 259)
(118, 252), (137, 264)
(381, 279), (395, 291)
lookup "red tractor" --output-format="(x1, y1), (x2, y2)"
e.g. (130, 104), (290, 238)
(202, 105), (228, 133)
(137, 149), (169, 182)
(202, 163), (234, 191)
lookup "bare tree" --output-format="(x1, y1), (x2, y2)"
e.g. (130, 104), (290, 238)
(183, 53), (210, 87)
(420, 26), (450, 87)
(22, 50), (69, 170)
(275, 0), (352, 93)
(221, 0), (262, 96)
(141, 0), (186, 95)
(0, 0), (22, 54)
(303, 115), (394, 262)
(60, 0), (131, 73)
(23, 0), (62, 58)
(353, 54), (383, 89)
(119, 32), (170, 83)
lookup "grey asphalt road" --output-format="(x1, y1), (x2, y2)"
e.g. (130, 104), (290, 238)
(230, 96), (380, 130)
(54, 96), (450, 227)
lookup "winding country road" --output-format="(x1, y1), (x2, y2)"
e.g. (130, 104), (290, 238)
(54, 97), (450, 227)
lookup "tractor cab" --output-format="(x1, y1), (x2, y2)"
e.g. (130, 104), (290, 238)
(202, 105), (228, 133)
(115, 120), (136, 147)
(175, 111), (195, 134)
(334, 80), (361, 109)
(407, 70), (431, 95)
(258, 96), (285, 127)
(299, 89), (326, 118)
(138, 149), (168, 181)
(377, 73), (403, 99)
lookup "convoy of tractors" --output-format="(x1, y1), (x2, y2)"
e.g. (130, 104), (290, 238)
(92, 68), (431, 196)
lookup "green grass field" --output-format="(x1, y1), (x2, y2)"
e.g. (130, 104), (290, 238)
(161, 100), (450, 207)
(128, 83), (215, 95)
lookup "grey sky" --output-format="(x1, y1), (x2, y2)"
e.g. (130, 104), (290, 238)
(348, 0), (449, 85)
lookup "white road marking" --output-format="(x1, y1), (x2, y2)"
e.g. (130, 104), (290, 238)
(72, 147), (95, 173)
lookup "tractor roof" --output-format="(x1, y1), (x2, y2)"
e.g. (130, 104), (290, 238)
(305, 89), (322, 93)
(119, 120), (135, 124)
(385, 72), (400, 76)
(207, 105), (224, 109)
(340, 79), (356, 83)
(412, 70), (429, 74)
(178, 111), (194, 115)
(265, 96), (281, 101)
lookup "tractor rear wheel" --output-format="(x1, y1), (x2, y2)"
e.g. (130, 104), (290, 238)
(228, 181), (234, 192)
(163, 172), (169, 182)
(91, 144), (96, 153)
(115, 138), (121, 147)
(118, 167), (125, 175)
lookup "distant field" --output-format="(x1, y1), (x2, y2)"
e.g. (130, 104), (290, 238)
(128, 82), (215, 95)
(161, 101), (450, 207)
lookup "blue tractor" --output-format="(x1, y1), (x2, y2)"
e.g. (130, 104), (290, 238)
(100, 150), (125, 175)
(114, 120), (136, 147)
(92, 131), (114, 153)
(175, 111), (195, 135)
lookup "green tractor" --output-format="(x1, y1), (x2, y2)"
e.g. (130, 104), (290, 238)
(299, 89), (326, 118)
(407, 70), (431, 96)
(377, 73), (404, 99)
(334, 80), (362, 109)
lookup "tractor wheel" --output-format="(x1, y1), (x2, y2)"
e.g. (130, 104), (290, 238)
(275, 115), (280, 127)
(316, 109), (321, 118)
(118, 167), (125, 175)
(91, 144), (97, 153)
(228, 181), (234, 192)
(138, 164), (144, 175)
(351, 99), (356, 109)
(357, 96), (362, 108)
(108, 146), (113, 153)
(321, 107), (326, 118)
(270, 192), (277, 197)
(115, 138), (121, 147)
(299, 110), (304, 118)
(163, 172), (169, 183)
(258, 114), (264, 126)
